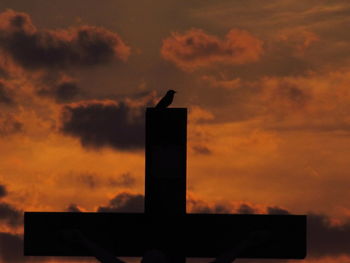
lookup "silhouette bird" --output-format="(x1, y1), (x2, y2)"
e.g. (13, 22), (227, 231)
(155, 90), (176, 109)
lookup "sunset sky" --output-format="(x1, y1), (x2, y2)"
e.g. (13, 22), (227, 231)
(1, 1), (350, 263)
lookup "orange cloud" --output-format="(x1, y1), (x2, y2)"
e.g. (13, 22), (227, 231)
(161, 28), (263, 71)
(200, 75), (241, 89)
(278, 28), (320, 55)
(189, 106), (215, 123)
(199, 68), (350, 133)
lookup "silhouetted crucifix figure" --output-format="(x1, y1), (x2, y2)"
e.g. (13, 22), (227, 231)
(24, 108), (306, 263)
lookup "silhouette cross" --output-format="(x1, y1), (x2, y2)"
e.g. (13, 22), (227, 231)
(24, 108), (306, 263)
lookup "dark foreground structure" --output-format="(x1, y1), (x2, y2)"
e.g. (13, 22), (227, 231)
(24, 108), (306, 262)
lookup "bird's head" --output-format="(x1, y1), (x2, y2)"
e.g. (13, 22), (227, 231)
(167, 90), (176, 95)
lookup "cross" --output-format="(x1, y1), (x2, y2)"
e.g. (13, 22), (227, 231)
(24, 108), (306, 263)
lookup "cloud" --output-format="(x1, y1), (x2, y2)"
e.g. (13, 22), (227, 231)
(0, 202), (22, 227)
(76, 173), (99, 189)
(60, 94), (155, 150)
(259, 77), (311, 114)
(253, 71), (350, 132)
(192, 145), (212, 155)
(266, 206), (290, 215)
(0, 81), (14, 106)
(0, 232), (49, 263)
(308, 213), (350, 258)
(97, 192), (234, 214)
(66, 203), (82, 212)
(200, 75), (242, 90)
(0, 184), (7, 198)
(108, 173), (136, 188)
(97, 193), (253, 214)
(0, 113), (22, 137)
(0, 184), (22, 228)
(38, 80), (80, 103)
(0, 9), (130, 70)
(189, 106), (215, 123)
(237, 204), (258, 214)
(161, 28), (263, 71)
(277, 29), (320, 55)
(97, 192), (144, 213)
(76, 172), (135, 189)
(187, 198), (232, 214)
(0, 232), (24, 263)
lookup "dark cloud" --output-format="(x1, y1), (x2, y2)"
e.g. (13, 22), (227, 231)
(60, 96), (154, 150)
(0, 81), (14, 105)
(0, 66), (8, 78)
(0, 202), (22, 227)
(77, 172), (135, 189)
(187, 198), (232, 214)
(189, 200), (261, 215)
(0, 10), (130, 70)
(237, 204), (257, 214)
(192, 145), (212, 155)
(108, 173), (136, 188)
(267, 82), (310, 110)
(161, 28), (263, 71)
(0, 232), (24, 263)
(0, 184), (7, 198)
(66, 203), (82, 212)
(0, 185), (21, 229)
(0, 114), (22, 136)
(267, 206), (290, 215)
(77, 173), (97, 189)
(0, 232), (50, 263)
(54, 82), (80, 102)
(38, 81), (80, 103)
(97, 192), (144, 213)
(307, 213), (350, 258)
(97, 193), (234, 214)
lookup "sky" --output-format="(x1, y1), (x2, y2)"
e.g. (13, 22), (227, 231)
(1, 0), (350, 262)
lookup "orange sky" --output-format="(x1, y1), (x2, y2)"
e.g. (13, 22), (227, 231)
(1, 1), (350, 263)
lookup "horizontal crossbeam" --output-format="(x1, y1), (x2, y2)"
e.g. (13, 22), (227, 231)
(24, 212), (306, 259)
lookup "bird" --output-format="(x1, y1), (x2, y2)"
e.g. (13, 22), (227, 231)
(155, 90), (176, 109)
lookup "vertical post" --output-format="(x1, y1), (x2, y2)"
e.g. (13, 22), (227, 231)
(145, 108), (187, 215)
(145, 108), (187, 263)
